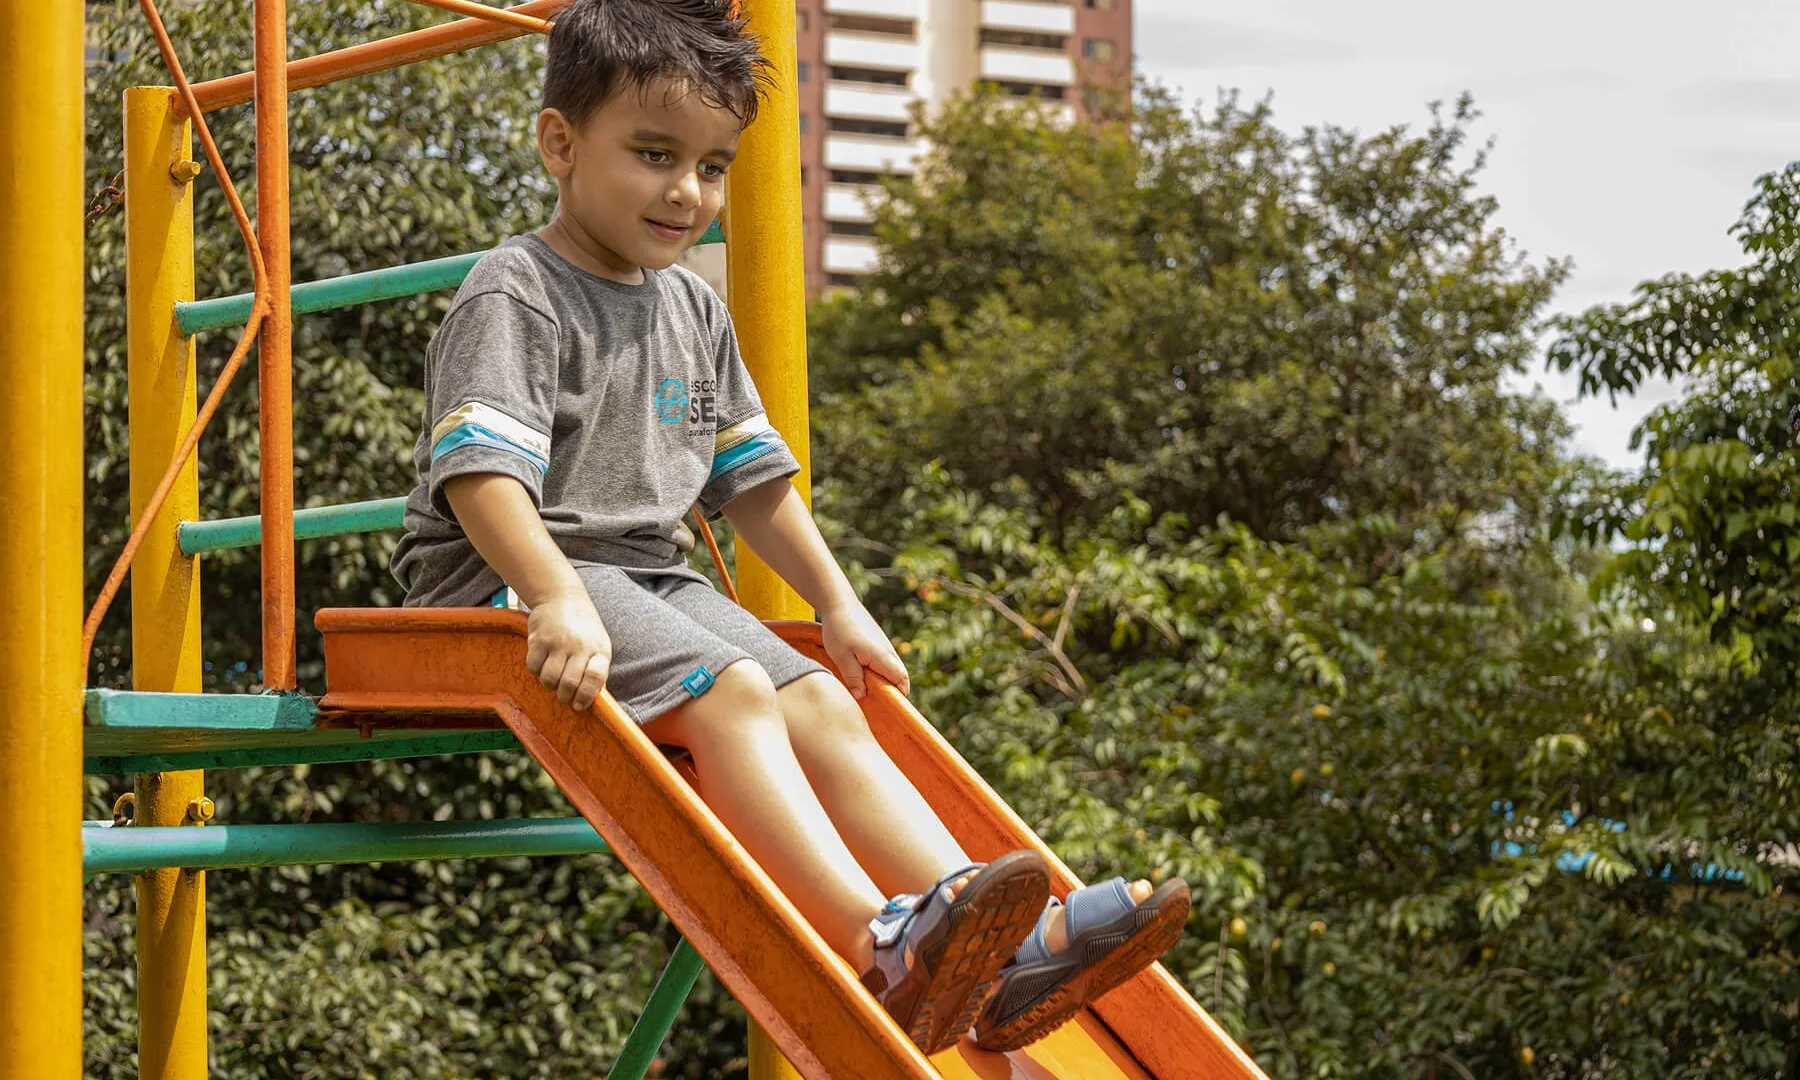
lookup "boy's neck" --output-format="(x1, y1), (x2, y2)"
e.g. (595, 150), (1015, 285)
(537, 212), (647, 285)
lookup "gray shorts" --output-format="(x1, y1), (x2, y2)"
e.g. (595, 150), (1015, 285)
(494, 565), (827, 724)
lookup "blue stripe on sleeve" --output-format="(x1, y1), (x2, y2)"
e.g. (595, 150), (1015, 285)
(708, 429), (785, 481)
(431, 424), (550, 474)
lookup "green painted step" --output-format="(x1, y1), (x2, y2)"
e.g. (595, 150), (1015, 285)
(82, 689), (517, 774)
(176, 223), (727, 335)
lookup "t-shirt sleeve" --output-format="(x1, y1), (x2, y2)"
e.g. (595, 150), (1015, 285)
(422, 290), (559, 520)
(696, 314), (801, 520)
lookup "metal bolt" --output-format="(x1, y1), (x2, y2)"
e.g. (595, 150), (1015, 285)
(169, 159), (203, 184)
(184, 796), (215, 825)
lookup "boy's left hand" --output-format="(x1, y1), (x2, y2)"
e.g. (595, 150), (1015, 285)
(819, 599), (911, 700)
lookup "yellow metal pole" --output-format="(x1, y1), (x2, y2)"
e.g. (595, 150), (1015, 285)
(124, 87), (209, 1080)
(726, 2), (812, 1076)
(0, 0), (87, 1072)
(726, 0), (811, 625)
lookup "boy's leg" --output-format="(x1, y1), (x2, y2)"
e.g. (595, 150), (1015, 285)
(641, 660), (978, 971)
(775, 673), (1154, 952)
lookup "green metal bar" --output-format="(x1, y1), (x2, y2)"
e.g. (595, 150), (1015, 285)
(86, 688), (319, 730)
(175, 221), (727, 336)
(83, 727), (520, 776)
(82, 817), (608, 877)
(607, 937), (706, 1080)
(179, 495), (406, 555)
(176, 251), (483, 335)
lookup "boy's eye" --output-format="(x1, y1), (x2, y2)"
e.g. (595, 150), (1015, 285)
(638, 148), (670, 164)
(700, 162), (728, 180)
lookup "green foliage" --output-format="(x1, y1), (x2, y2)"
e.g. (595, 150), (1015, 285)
(813, 92), (1798, 1076)
(812, 87), (1570, 544)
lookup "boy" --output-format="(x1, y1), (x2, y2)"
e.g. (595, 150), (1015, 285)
(391, 0), (1188, 1055)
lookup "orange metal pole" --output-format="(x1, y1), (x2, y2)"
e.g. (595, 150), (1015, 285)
(403, 0), (550, 35)
(254, 0), (296, 690)
(188, 0), (569, 113)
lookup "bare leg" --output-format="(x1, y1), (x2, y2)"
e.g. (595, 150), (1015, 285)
(776, 672), (1152, 953)
(776, 673), (972, 898)
(641, 661), (977, 972)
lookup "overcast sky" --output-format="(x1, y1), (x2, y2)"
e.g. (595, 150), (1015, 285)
(1131, 0), (1800, 469)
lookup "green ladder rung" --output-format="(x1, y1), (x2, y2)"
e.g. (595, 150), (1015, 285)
(179, 495), (406, 555)
(176, 221), (727, 335)
(81, 816), (608, 876)
(82, 689), (519, 774)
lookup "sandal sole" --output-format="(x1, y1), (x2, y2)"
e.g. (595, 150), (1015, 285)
(972, 878), (1191, 1053)
(884, 851), (1051, 1056)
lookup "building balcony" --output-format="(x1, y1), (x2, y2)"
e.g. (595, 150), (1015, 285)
(980, 0), (1074, 35)
(824, 236), (880, 275)
(825, 80), (917, 124)
(825, 31), (921, 73)
(824, 182), (883, 223)
(824, 0), (921, 19)
(978, 45), (1074, 86)
(824, 133), (925, 174)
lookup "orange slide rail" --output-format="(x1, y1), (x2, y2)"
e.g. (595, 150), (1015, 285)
(315, 608), (1266, 1079)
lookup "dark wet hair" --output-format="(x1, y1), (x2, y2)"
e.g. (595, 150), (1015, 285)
(543, 0), (773, 128)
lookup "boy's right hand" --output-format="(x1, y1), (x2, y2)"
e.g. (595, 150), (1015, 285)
(524, 590), (613, 712)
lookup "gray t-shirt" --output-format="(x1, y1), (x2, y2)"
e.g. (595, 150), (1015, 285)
(391, 233), (800, 607)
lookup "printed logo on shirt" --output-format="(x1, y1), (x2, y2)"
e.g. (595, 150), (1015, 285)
(685, 378), (718, 437)
(654, 378), (688, 424)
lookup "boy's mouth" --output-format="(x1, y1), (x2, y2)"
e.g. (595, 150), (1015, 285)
(645, 217), (692, 241)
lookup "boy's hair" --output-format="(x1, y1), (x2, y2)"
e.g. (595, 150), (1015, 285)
(544, 0), (773, 129)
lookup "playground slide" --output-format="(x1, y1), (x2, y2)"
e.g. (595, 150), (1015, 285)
(316, 608), (1265, 1080)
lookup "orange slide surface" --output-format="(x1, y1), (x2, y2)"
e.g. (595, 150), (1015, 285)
(317, 608), (1267, 1079)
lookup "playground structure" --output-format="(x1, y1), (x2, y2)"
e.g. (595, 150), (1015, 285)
(0, 1), (1269, 1077)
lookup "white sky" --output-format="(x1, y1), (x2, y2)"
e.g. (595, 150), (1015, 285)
(1132, 0), (1800, 469)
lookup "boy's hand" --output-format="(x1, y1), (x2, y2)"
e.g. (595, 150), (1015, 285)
(819, 599), (911, 700)
(525, 590), (613, 712)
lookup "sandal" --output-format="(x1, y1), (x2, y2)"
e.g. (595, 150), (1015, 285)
(971, 876), (1191, 1052)
(861, 850), (1051, 1055)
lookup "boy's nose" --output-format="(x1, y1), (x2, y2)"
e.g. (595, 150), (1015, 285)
(668, 172), (701, 208)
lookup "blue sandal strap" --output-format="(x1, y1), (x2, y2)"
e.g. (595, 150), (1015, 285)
(1063, 877), (1134, 941)
(1012, 877), (1135, 966)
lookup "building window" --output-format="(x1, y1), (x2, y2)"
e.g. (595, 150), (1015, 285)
(1085, 0), (1116, 8)
(992, 80), (1067, 101)
(980, 28), (1066, 50)
(801, 166), (811, 186)
(827, 13), (915, 36)
(828, 220), (877, 237)
(830, 168), (888, 185)
(796, 9), (809, 32)
(1084, 38), (1116, 61)
(827, 116), (910, 139)
(797, 61), (810, 82)
(830, 65), (909, 88)
(799, 113), (810, 134)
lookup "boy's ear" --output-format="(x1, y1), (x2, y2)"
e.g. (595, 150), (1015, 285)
(536, 108), (576, 180)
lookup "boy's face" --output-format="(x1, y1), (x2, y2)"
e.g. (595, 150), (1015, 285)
(537, 77), (742, 281)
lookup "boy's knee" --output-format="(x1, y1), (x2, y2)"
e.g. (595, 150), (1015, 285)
(779, 671), (875, 745)
(700, 659), (781, 719)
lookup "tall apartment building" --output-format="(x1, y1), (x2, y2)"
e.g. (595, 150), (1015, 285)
(792, 0), (1131, 294)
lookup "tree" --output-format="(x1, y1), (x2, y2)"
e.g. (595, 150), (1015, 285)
(811, 92), (1798, 1076)
(811, 87), (1570, 549)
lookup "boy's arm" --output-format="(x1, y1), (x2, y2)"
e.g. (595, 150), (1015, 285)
(444, 473), (612, 711)
(721, 476), (910, 698)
